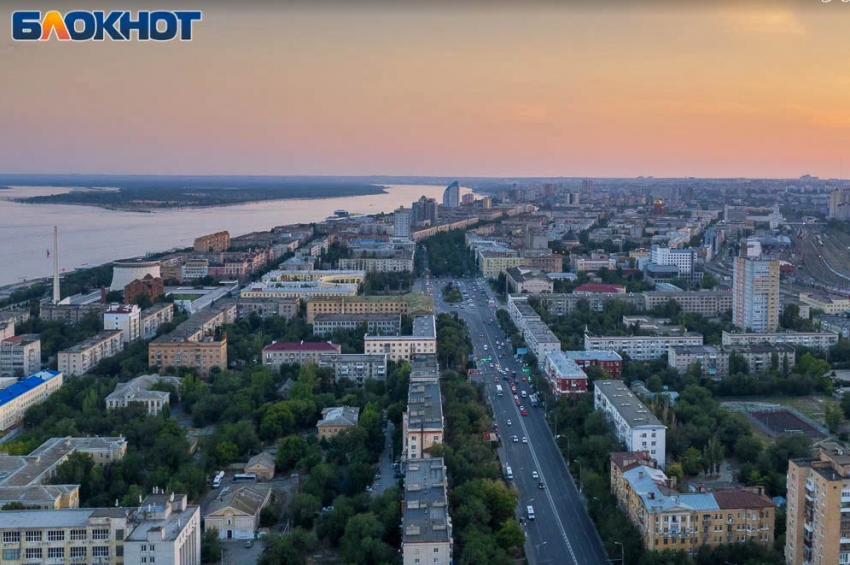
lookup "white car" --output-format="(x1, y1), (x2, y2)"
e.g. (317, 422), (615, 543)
(522, 437), (528, 444)
(512, 435), (518, 443)
(532, 471), (539, 479)
(507, 419), (512, 426)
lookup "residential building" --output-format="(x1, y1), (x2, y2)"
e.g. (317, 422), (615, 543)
(104, 303), (141, 343)
(181, 259), (210, 281)
(245, 453), (276, 481)
(148, 301), (235, 377)
(786, 444), (850, 565)
(0, 310), (30, 326)
(733, 256), (780, 332)
(442, 181), (460, 208)
(236, 298), (300, 320)
(799, 292), (850, 315)
(477, 251), (527, 277)
(317, 406), (360, 441)
(40, 302), (103, 325)
(402, 458), (453, 565)
(412, 196), (439, 226)
(585, 333), (703, 361)
(814, 313), (850, 338)
(319, 353), (388, 384)
(828, 188), (850, 221)
(58, 331), (124, 377)
(558, 350), (623, 378)
(403, 381), (444, 461)
(650, 245), (697, 275)
(339, 253), (415, 273)
(0, 334), (40, 378)
(506, 266), (554, 294)
(611, 452), (774, 554)
(594, 380), (667, 466)
(0, 370), (64, 431)
(140, 302), (174, 340)
(313, 313), (401, 337)
(105, 374), (182, 416)
(409, 354), (440, 383)
(124, 274), (164, 305)
(204, 484), (272, 541)
(668, 344), (796, 379)
(543, 351), (588, 397)
(0, 322), (13, 341)
(571, 253), (617, 272)
(306, 293), (433, 324)
(643, 291), (732, 316)
(365, 315), (437, 362)
(720, 330), (838, 351)
(240, 280), (359, 299)
(394, 207), (412, 238)
(535, 292), (645, 315)
(575, 283), (627, 295)
(261, 270), (366, 285)
(507, 294), (541, 335)
(262, 341), (341, 369)
(523, 321), (561, 365)
(124, 492), (201, 565)
(193, 230), (231, 252)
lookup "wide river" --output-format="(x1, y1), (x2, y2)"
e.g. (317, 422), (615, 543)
(0, 184), (471, 286)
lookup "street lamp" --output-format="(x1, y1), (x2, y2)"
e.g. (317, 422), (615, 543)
(614, 541), (625, 564)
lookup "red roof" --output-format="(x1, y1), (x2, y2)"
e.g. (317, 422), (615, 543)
(574, 283), (626, 294)
(713, 489), (774, 510)
(263, 341), (340, 353)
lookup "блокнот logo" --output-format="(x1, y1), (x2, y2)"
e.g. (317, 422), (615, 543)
(11, 10), (202, 41)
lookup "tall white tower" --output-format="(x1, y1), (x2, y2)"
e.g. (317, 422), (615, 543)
(52, 226), (60, 305)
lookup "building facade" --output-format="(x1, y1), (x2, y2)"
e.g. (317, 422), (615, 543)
(58, 331), (124, 377)
(104, 304), (141, 343)
(124, 274), (164, 305)
(733, 256), (780, 332)
(403, 381), (444, 462)
(0, 370), (64, 431)
(140, 302), (174, 340)
(365, 315), (436, 362)
(236, 298), (300, 320)
(193, 230), (231, 252)
(558, 350), (623, 378)
(262, 341), (341, 369)
(0, 335), (41, 379)
(318, 353), (388, 384)
(543, 351), (588, 397)
(305, 294), (432, 324)
(594, 380), (667, 466)
(643, 290), (733, 316)
(317, 406), (360, 440)
(106, 374), (182, 416)
(40, 303), (103, 325)
(720, 330), (838, 351)
(585, 333), (703, 361)
(313, 313), (401, 337)
(402, 458), (453, 565)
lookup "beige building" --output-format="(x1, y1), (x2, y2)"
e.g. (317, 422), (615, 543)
(39, 302), (103, 325)
(643, 290), (733, 316)
(786, 444), (850, 565)
(0, 370), (64, 431)
(0, 334), (41, 379)
(124, 492), (201, 565)
(733, 256), (780, 332)
(317, 406), (360, 441)
(261, 269), (365, 285)
(262, 341), (341, 369)
(194, 230), (231, 252)
(800, 292), (850, 315)
(306, 293), (433, 324)
(478, 252), (527, 277)
(611, 452), (774, 555)
(402, 458), (453, 565)
(106, 374), (182, 416)
(245, 452), (276, 481)
(236, 298), (300, 320)
(506, 266), (554, 294)
(721, 330), (839, 351)
(58, 331), (124, 377)
(403, 381), (444, 462)
(140, 302), (174, 340)
(339, 253), (415, 273)
(365, 315), (436, 362)
(204, 484), (272, 540)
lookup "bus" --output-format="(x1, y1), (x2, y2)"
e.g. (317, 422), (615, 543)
(527, 506), (535, 520)
(212, 471), (225, 488)
(496, 384), (503, 397)
(233, 473), (257, 484)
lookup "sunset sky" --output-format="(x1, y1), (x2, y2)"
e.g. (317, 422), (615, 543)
(1, 2), (849, 178)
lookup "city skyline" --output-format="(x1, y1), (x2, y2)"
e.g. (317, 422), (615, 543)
(1, 4), (849, 178)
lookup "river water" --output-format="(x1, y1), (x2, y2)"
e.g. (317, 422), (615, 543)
(0, 184), (470, 286)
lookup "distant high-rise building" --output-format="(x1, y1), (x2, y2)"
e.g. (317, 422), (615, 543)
(461, 193), (474, 205)
(442, 181), (460, 208)
(394, 207), (411, 238)
(829, 188), (850, 220)
(563, 192), (580, 207)
(481, 197), (492, 209)
(725, 205), (748, 223)
(581, 179), (594, 194)
(733, 256), (779, 332)
(543, 184), (556, 197)
(411, 196), (439, 226)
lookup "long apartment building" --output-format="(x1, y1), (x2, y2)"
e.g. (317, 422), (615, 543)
(721, 330), (839, 351)
(0, 334), (40, 379)
(558, 350), (623, 378)
(236, 297), (300, 320)
(140, 302), (175, 340)
(58, 331), (124, 377)
(402, 458), (453, 565)
(148, 300), (235, 378)
(543, 351), (588, 397)
(262, 341), (341, 369)
(523, 320), (561, 365)
(594, 380), (667, 466)
(403, 380), (444, 462)
(585, 333), (703, 361)
(611, 452), (774, 555)
(642, 290), (733, 316)
(306, 293), (433, 324)
(365, 315), (436, 362)
(339, 250), (415, 273)
(312, 313), (401, 337)
(261, 269), (366, 285)
(318, 353), (387, 384)
(194, 230), (231, 252)
(668, 343), (796, 379)
(409, 354), (440, 383)
(786, 443), (850, 565)
(534, 292), (646, 315)
(39, 302), (103, 325)
(0, 370), (64, 432)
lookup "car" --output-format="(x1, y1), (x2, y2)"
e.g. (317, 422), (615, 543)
(532, 471), (539, 479)
(512, 435), (518, 443)
(522, 376), (527, 382)
(538, 481), (545, 489)
(521, 409), (527, 416)
(522, 436), (528, 444)
(519, 405), (524, 411)
(365, 486), (373, 492)
(375, 473), (382, 480)
(494, 376), (499, 382)
(507, 419), (512, 426)
(245, 540), (254, 548)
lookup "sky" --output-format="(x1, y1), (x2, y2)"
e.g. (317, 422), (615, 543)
(1, 2), (849, 179)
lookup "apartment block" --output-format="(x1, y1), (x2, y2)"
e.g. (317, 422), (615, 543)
(643, 290), (733, 316)
(403, 381), (444, 462)
(318, 353), (388, 384)
(40, 302), (104, 325)
(733, 256), (780, 332)
(611, 452), (774, 555)
(402, 458), (453, 565)
(0, 370), (64, 431)
(305, 293), (433, 324)
(585, 333), (703, 361)
(535, 292), (646, 315)
(786, 444), (850, 565)
(313, 313), (401, 338)
(799, 293), (850, 315)
(558, 350), (623, 378)
(543, 351), (588, 397)
(365, 315), (436, 362)
(523, 320), (561, 366)
(236, 298), (300, 320)
(262, 341), (341, 369)
(58, 331), (124, 377)
(507, 294), (541, 335)
(339, 252), (415, 273)
(0, 334), (41, 379)
(140, 302), (174, 340)
(594, 380), (666, 466)
(194, 230), (231, 252)
(104, 303), (141, 343)
(668, 344), (796, 379)
(721, 330), (838, 351)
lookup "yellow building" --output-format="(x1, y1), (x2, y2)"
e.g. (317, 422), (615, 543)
(610, 452), (775, 555)
(786, 443), (850, 565)
(478, 252), (527, 278)
(799, 292), (850, 316)
(306, 293), (433, 324)
(317, 406), (360, 441)
(365, 315), (436, 362)
(148, 337), (227, 378)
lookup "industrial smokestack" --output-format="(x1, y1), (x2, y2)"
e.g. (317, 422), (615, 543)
(52, 226), (60, 305)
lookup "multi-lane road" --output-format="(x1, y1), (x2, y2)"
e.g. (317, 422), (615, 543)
(425, 275), (609, 565)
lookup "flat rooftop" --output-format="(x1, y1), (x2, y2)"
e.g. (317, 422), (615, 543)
(595, 380), (664, 429)
(407, 381), (443, 431)
(409, 354), (440, 381)
(403, 458), (451, 544)
(545, 352), (588, 378)
(313, 313), (400, 323)
(152, 300), (235, 343)
(560, 350), (622, 362)
(60, 331), (121, 352)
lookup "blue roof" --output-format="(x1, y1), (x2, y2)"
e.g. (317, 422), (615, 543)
(0, 371), (61, 408)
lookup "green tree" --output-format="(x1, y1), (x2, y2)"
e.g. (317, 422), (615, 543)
(826, 403), (845, 433)
(201, 529), (221, 564)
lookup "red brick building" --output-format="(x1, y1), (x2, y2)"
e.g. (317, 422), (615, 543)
(559, 350), (623, 378)
(124, 275), (164, 305)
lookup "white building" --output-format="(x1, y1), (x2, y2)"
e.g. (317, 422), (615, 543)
(57, 330), (124, 377)
(106, 374), (182, 416)
(720, 330), (838, 351)
(394, 207), (412, 238)
(0, 334), (41, 378)
(585, 333), (703, 361)
(104, 303), (141, 343)
(203, 484), (272, 540)
(524, 321), (561, 365)
(319, 353), (388, 384)
(365, 315), (436, 362)
(733, 256), (779, 332)
(402, 458), (453, 565)
(650, 245), (696, 275)
(124, 492), (202, 565)
(594, 380), (667, 467)
(0, 370), (64, 431)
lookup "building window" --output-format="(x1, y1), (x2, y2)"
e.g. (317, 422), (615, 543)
(93, 546), (110, 557)
(24, 548), (42, 560)
(24, 530), (41, 542)
(70, 547), (87, 558)
(2, 549), (20, 560)
(2, 532), (19, 543)
(48, 547), (65, 559)
(48, 530), (65, 542)
(71, 529), (87, 541)
(92, 529), (110, 540)
(115, 529), (125, 541)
